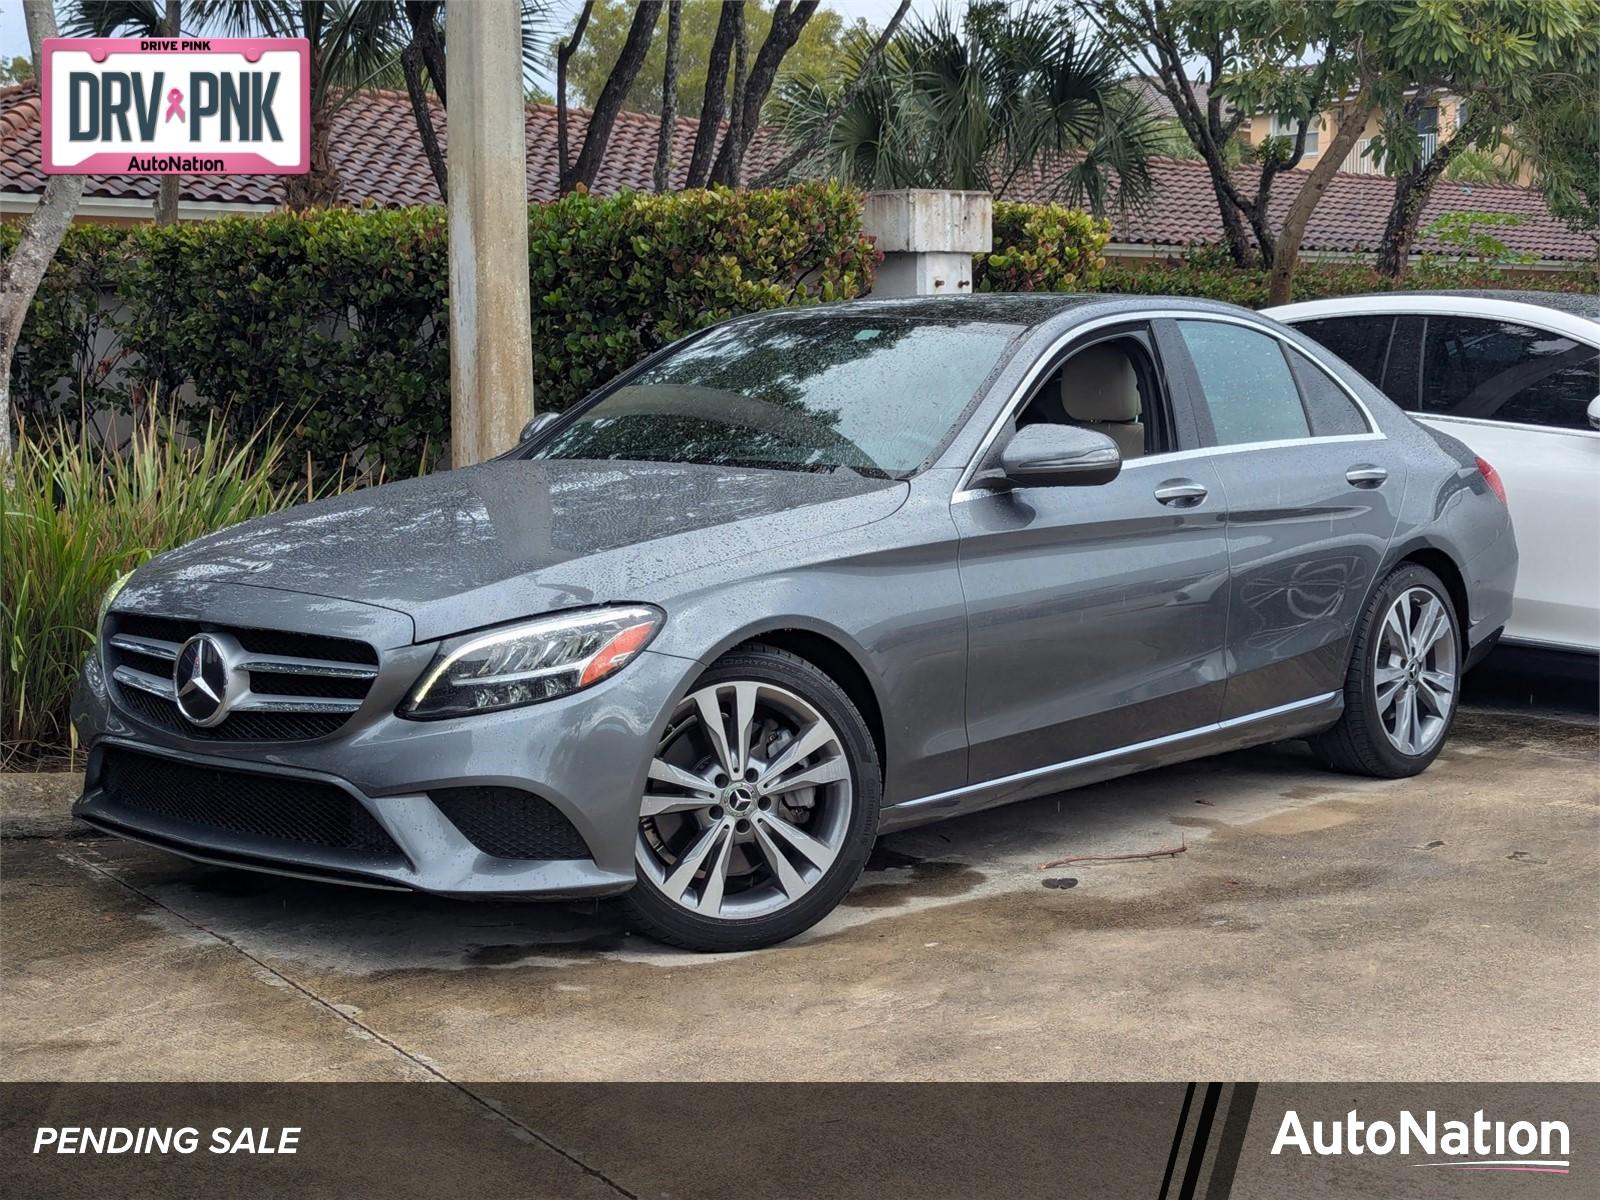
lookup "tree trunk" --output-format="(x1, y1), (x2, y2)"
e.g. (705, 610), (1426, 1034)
(711, 4), (750, 186)
(751, 0), (910, 186)
(402, 42), (447, 201)
(556, 0), (595, 191)
(1267, 87), (1375, 305)
(2, 0), (85, 481)
(283, 110), (340, 210)
(563, 1), (661, 193)
(1375, 108), (1489, 279)
(685, 1), (741, 188)
(406, 0), (446, 107)
(154, 0), (181, 224)
(709, 0), (818, 186)
(653, 2), (682, 192)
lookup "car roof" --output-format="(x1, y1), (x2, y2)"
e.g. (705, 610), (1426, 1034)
(744, 292), (1255, 332)
(1268, 290), (1599, 321)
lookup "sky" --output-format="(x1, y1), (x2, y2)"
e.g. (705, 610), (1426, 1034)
(0, 1), (937, 70)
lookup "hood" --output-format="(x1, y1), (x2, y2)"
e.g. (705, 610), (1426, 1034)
(130, 458), (907, 641)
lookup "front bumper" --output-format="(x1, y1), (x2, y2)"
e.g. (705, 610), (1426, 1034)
(72, 643), (696, 898)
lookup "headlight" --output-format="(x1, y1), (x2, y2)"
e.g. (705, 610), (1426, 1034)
(399, 605), (663, 719)
(96, 570), (134, 635)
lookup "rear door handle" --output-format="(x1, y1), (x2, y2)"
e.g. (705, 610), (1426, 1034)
(1346, 464), (1388, 488)
(1154, 479), (1208, 507)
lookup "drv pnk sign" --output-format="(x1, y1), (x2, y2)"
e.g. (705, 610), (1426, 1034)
(41, 38), (309, 175)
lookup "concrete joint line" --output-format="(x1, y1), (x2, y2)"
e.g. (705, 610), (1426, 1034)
(63, 851), (639, 1200)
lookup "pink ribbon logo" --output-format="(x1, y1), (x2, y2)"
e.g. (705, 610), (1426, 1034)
(164, 88), (185, 123)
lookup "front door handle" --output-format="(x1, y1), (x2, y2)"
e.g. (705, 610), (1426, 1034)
(1346, 464), (1388, 488)
(1154, 479), (1208, 507)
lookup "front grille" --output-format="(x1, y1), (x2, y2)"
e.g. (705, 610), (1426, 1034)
(103, 612), (378, 742)
(98, 747), (402, 858)
(432, 788), (590, 860)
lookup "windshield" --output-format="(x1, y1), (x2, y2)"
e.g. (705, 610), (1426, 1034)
(532, 314), (1020, 477)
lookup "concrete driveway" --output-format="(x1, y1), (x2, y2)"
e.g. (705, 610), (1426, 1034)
(3, 689), (1595, 1085)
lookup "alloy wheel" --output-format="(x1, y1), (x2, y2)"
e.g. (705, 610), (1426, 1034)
(636, 680), (854, 920)
(1373, 586), (1457, 757)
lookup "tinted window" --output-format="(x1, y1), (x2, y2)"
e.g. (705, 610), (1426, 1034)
(1178, 321), (1309, 445)
(1382, 315), (1426, 410)
(1421, 316), (1599, 431)
(1287, 349), (1371, 436)
(1291, 316), (1394, 387)
(536, 315), (1019, 476)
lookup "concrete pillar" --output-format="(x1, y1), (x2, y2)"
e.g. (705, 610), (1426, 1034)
(861, 190), (993, 298)
(448, 0), (535, 467)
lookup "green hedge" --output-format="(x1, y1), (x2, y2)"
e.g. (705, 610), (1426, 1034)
(4, 183), (877, 480)
(976, 202), (1110, 293)
(1094, 246), (1597, 306)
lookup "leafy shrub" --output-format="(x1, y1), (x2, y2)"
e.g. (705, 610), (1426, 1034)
(976, 202), (1110, 292)
(528, 184), (877, 407)
(4, 183), (877, 480)
(1, 412), (298, 762)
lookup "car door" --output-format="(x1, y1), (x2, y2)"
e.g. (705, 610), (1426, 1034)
(1404, 314), (1600, 651)
(953, 321), (1231, 785)
(1166, 316), (1407, 720)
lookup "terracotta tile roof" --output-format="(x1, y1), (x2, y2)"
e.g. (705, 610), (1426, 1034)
(3, 82), (1590, 265)
(0, 82), (780, 207)
(1004, 152), (1597, 264)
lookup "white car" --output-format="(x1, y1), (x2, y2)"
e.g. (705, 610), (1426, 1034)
(1268, 292), (1600, 658)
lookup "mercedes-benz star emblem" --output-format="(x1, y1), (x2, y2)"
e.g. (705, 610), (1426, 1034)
(173, 634), (239, 727)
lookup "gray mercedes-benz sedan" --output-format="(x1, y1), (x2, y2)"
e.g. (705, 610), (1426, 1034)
(73, 295), (1516, 950)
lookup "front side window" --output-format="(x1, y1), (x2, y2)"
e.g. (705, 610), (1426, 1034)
(534, 315), (1020, 477)
(1178, 321), (1309, 446)
(1421, 315), (1599, 431)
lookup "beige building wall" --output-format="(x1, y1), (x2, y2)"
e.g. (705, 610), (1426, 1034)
(1242, 94), (1533, 184)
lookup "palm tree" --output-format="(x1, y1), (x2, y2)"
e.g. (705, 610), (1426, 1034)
(188, 2), (408, 210)
(772, 1), (1160, 215)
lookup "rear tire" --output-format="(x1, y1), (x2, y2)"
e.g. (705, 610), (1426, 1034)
(624, 645), (881, 952)
(1310, 563), (1461, 778)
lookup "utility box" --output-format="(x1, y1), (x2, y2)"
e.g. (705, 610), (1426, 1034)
(861, 189), (993, 298)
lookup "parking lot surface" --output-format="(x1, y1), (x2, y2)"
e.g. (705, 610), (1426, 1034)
(4, 677), (1595, 1085)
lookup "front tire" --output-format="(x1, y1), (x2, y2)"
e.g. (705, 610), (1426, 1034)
(1310, 563), (1461, 778)
(624, 645), (881, 952)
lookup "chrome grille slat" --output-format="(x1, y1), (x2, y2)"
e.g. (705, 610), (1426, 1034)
(239, 654), (378, 680)
(112, 665), (177, 700)
(234, 695), (363, 715)
(108, 633), (181, 661)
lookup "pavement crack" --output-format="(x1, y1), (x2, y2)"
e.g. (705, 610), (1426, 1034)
(62, 850), (639, 1200)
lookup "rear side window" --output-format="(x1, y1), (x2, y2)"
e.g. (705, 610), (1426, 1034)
(1292, 316), (1395, 387)
(1421, 315), (1599, 431)
(1287, 349), (1371, 436)
(1177, 320), (1309, 445)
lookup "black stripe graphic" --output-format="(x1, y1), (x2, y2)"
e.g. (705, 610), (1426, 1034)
(1178, 1082), (1224, 1200)
(1158, 1082), (1198, 1200)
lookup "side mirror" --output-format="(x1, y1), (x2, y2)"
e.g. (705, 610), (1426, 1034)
(1588, 395), (1600, 432)
(519, 411), (561, 443)
(997, 424), (1122, 488)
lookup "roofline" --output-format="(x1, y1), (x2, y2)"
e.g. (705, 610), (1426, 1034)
(1, 192), (276, 220)
(1, 194), (1589, 270)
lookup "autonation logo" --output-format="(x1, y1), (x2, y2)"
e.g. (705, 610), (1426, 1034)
(1273, 1108), (1571, 1175)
